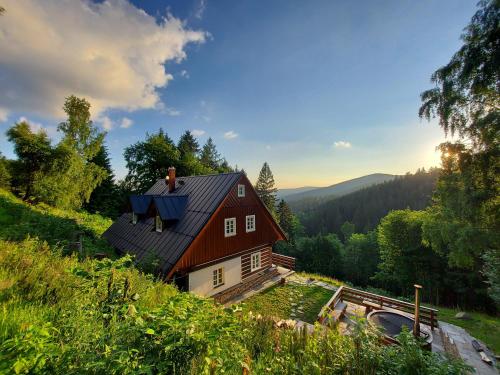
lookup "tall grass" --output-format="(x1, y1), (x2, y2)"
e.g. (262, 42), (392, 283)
(0, 238), (469, 374)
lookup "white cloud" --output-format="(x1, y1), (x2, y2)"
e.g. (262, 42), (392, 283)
(164, 107), (181, 116)
(180, 70), (190, 79)
(265, 145), (271, 150)
(98, 116), (114, 131)
(194, 0), (207, 19)
(0, 0), (206, 118)
(120, 117), (133, 129)
(333, 141), (352, 149)
(224, 130), (238, 140)
(201, 115), (211, 123)
(0, 108), (9, 122)
(191, 129), (205, 137)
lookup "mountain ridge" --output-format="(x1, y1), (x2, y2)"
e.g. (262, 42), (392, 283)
(281, 173), (397, 202)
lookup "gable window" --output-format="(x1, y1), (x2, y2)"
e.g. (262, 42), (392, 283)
(224, 217), (236, 237)
(251, 252), (261, 272)
(132, 212), (137, 225)
(155, 214), (163, 233)
(246, 215), (256, 232)
(237, 184), (245, 197)
(213, 267), (224, 287)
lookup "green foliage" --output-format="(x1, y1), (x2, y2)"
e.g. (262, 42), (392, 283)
(6, 121), (53, 200)
(255, 162), (277, 214)
(0, 188), (112, 257)
(58, 95), (104, 160)
(342, 231), (379, 287)
(0, 152), (11, 189)
(277, 199), (298, 241)
(298, 169), (440, 237)
(124, 129), (180, 193)
(6, 97), (107, 210)
(375, 210), (447, 303)
(419, 0), (499, 306)
(84, 145), (121, 218)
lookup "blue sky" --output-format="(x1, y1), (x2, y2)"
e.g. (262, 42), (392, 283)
(0, 0), (477, 187)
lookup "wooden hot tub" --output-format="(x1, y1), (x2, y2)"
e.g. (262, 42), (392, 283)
(367, 310), (433, 349)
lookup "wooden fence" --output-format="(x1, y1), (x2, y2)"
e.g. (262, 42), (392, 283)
(318, 286), (438, 330)
(271, 253), (295, 270)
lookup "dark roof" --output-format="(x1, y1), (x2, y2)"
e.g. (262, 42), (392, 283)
(153, 195), (188, 221)
(130, 195), (153, 214)
(102, 172), (243, 274)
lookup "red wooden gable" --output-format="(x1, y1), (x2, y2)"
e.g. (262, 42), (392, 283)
(167, 174), (285, 277)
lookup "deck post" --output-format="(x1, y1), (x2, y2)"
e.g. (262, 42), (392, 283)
(413, 284), (422, 337)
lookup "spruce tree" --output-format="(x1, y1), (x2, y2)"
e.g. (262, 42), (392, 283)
(200, 137), (221, 171)
(277, 199), (294, 238)
(177, 130), (199, 157)
(84, 145), (119, 217)
(255, 162), (277, 213)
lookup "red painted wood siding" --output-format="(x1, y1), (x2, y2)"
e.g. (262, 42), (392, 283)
(171, 175), (284, 273)
(241, 247), (272, 279)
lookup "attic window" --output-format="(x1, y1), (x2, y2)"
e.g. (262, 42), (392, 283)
(237, 184), (245, 197)
(246, 215), (255, 232)
(224, 218), (236, 237)
(132, 212), (138, 225)
(155, 214), (163, 233)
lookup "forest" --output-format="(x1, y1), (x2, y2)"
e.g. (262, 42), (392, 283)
(295, 168), (440, 236)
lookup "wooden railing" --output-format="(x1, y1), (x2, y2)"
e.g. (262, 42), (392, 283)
(271, 253), (295, 270)
(318, 286), (438, 330)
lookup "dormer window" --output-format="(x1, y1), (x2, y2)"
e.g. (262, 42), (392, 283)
(237, 184), (245, 197)
(132, 212), (138, 224)
(155, 214), (163, 233)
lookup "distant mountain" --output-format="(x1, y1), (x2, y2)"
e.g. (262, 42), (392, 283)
(284, 173), (397, 203)
(297, 169), (440, 236)
(276, 186), (319, 199)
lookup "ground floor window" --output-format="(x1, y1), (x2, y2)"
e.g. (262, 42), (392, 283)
(213, 267), (224, 287)
(251, 252), (261, 271)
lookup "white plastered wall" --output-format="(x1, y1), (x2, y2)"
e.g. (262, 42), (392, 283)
(188, 256), (242, 297)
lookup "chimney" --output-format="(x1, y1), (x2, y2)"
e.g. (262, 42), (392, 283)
(167, 166), (176, 193)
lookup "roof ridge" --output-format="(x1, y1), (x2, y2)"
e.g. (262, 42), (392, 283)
(155, 171), (243, 181)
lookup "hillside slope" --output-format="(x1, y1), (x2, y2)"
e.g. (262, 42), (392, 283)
(298, 169), (439, 236)
(284, 173), (396, 202)
(0, 189), (467, 373)
(0, 189), (113, 256)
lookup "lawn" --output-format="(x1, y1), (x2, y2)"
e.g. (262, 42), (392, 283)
(240, 282), (333, 324)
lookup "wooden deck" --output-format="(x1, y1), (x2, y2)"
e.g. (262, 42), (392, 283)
(318, 286), (438, 330)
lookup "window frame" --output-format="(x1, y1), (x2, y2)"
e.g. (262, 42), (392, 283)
(155, 213), (163, 233)
(237, 184), (245, 197)
(250, 251), (261, 272)
(213, 267), (224, 288)
(224, 217), (236, 237)
(246, 214), (256, 233)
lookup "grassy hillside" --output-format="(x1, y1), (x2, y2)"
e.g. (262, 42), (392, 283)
(0, 190), (468, 373)
(0, 189), (113, 257)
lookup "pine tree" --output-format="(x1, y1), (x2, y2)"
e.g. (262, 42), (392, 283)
(84, 145), (119, 217)
(277, 199), (294, 238)
(0, 152), (11, 189)
(200, 137), (221, 171)
(177, 130), (199, 157)
(255, 162), (277, 214)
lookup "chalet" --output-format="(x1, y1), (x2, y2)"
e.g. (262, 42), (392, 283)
(103, 167), (294, 302)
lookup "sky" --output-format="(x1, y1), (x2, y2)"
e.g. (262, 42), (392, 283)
(0, 0), (477, 188)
